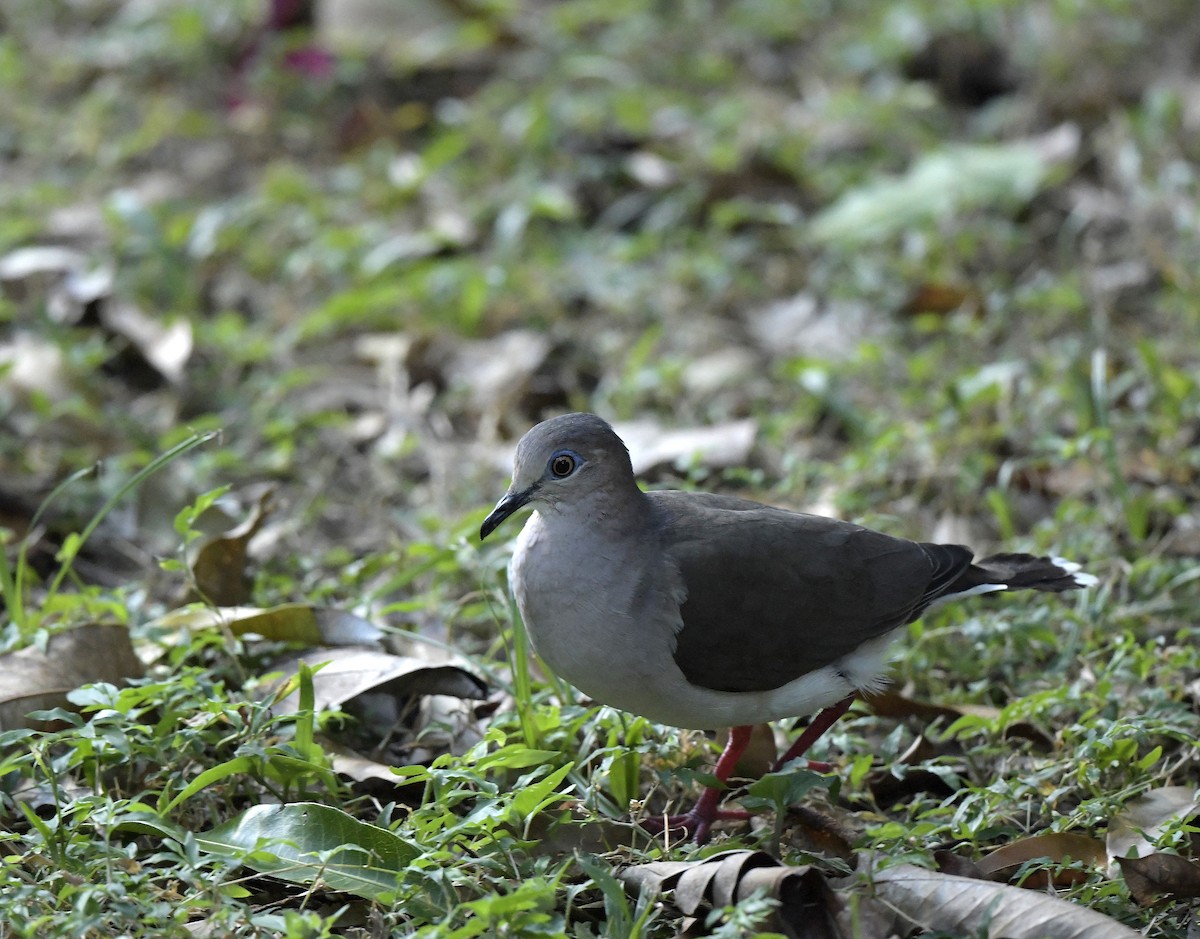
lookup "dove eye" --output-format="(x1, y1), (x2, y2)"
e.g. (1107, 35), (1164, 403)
(548, 451), (579, 478)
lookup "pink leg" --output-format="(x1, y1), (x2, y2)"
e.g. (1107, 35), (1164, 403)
(642, 724), (755, 844)
(773, 695), (854, 772)
(642, 697), (856, 844)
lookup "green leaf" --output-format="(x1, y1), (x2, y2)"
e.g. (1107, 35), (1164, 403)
(810, 140), (1060, 246)
(54, 532), (82, 565)
(511, 762), (575, 820)
(197, 802), (420, 901)
(741, 767), (832, 813)
(293, 660), (317, 760)
(172, 484), (232, 538)
(162, 756), (257, 813)
(475, 747), (562, 771)
(44, 430), (219, 604)
(604, 748), (642, 808)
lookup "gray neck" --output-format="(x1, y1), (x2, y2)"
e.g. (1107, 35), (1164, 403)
(537, 481), (650, 540)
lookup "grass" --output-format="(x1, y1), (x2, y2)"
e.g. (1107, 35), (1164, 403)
(2, 0), (1200, 935)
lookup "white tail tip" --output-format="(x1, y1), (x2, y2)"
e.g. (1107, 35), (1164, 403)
(1052, 556), (1098, 588)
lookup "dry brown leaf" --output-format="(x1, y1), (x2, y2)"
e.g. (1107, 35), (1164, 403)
(325, 700), (485, 794)
(524, 812), (640, 855)
(865, 688), (1053, 749)
(1002, 720), (1057, 750)
(868, 862), (1142, 938)
(934, 849), (988, 880)
(0, 624), (143, 730)
(976, 832), (1108, 886)
(1116, 853), (1200, 905)
(867, 733), (963, 807)
(864, 688), (1000, 723)
(904, 30), (1016, 107)
(150, 603), (385, 647)
(620, 850), (892, 939)
(898, 281), (978, 318)
(26, 250), (192, 388)
(718, 723), (776, 780)
(188, 490), (275, 606)
(51, 264), (112, 325)
(783, 805), (856, 864)
(404, 691), (487, 763)
(317, 0), (479, 60)
(1107, 786), (1200, 868)
(323, 740), (408, 788)
(868, 764), (958, 808)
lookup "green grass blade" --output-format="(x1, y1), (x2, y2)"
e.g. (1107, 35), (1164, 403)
(45, 430), (219, 603)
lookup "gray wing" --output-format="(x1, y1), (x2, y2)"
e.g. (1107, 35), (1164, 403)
(647, 490), (973, 694)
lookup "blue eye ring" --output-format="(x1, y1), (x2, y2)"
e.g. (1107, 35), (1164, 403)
(547, 449), (581, 479)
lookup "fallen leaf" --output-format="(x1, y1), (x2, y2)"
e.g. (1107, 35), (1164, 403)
(196, 802), (419, 901)
(680, 348), (760, 399)
(268, 647), (488, 765)
(720, 723), (776, 780)
(613, 418), (757, 476)
(1107, 786), (1200, 868)
(865, 688), (1000, 723)
(620, 849), (893, 938)
(861, 731), (965, 808)
(620, 850), (810, 936)
(1116, 853), (1200, 905)
(935, 849), (988, 879)
(0, 624), (143, 730)
(270, 647), (487, 714)
(976, 832), (1107, 886)
(899, 281), (977, 318)
(625, 150), (677, 189)
(149, 603), (384, 647)
(865, 689), (1053, 749)
(2, 244), (191, 389)
(188, 490), (275, 606)
(447, 329), (552, 435)
(0, 245), (87, 283)
(783, 805), (856, 865)
(747, 292), (879, 362)
(316, 0), (494, 61)
(398, 691), (486, 764)
(49, 264), (112, 325)
(0, 332), (74, 402)
(868, 862), (1142, 938)
(810, 125), (1080, 245)
(525, 811), (641, 855)
(323, 740), (407, 789)
(101, 303), (193, 386)
(867, 761), (959, 807)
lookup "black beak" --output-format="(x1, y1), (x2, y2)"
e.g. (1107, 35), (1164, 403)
(480, 487), (534, 540)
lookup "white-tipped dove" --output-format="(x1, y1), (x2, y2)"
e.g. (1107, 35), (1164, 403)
(480, 413), (1096, 842)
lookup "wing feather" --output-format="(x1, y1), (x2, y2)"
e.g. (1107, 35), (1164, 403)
(648, 491), (974, 693)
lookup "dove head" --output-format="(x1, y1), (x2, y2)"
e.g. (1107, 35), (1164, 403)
(479, 413), (640, 539)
